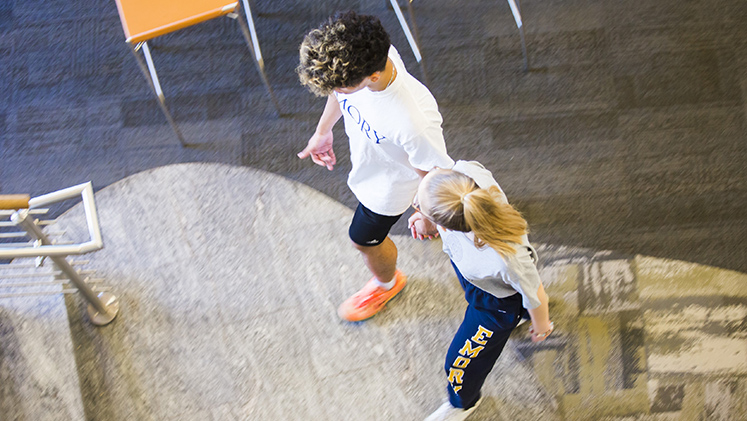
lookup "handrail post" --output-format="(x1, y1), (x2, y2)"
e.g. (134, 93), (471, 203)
(11, 209), (119, 325)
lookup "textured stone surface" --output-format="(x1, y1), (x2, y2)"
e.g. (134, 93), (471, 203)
(0, 260), (86, 421)
(40, 163), (745, 420)
(52, 163), (555, 420)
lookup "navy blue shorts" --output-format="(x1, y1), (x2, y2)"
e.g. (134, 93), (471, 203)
(348, 203), (403, 247)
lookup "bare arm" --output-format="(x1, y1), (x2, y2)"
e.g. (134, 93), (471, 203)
(298, 95), (343, 170)
(315, 94), (343, 134)
(527, 283), (553, 343)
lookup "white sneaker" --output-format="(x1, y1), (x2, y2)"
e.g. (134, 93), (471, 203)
(424, 398), (482, 421)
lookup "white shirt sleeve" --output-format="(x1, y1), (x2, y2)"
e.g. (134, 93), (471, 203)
(504, 246), (543, 309)
(401, 125), (454, 171)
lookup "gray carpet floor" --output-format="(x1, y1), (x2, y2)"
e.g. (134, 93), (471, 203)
(1, 0), (746, 272)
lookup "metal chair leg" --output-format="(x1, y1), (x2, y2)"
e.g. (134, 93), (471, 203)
(406, 0), (429, 85)
(507, 0), (529, 71)
(128, 42), (188, 146)
(389, 0), (429, 85)
(518, 24), (528, 72)
(235, 0), (281, 115)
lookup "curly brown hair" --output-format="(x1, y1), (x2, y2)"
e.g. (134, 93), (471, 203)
(297, 11), (391, 96)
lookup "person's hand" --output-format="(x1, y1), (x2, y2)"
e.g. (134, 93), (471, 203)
(407, 212), (439, 240)
(298, 130), (336, 171)
(529, 321), (554, 343)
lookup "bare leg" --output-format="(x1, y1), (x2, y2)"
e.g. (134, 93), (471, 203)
(352, 236), (398, 283)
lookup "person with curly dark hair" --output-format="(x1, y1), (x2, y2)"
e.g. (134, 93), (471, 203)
(296, 11), (391, 96)
(296, 11), (454, 322)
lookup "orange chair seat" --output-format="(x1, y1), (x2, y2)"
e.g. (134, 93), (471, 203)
(115, 0), (239, 44)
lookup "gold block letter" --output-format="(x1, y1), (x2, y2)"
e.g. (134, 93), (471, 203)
(447, 368), (464, 385)
(471, 325), (494, 345)
(459, 340), (485, 358)
(453, 356), (471, 369)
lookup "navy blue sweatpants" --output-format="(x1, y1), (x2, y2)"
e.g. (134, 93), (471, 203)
(444, 261), (525, 409)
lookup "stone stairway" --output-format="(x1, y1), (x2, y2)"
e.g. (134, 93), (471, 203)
(0, 259), (86, 421)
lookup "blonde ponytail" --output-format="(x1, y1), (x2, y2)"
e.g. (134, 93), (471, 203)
(422, 170), (528, 256)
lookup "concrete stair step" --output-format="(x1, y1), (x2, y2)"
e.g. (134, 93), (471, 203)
(0, 260), (86, 421)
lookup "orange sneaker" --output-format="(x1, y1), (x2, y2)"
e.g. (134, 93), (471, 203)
(337, 271), (407, 322)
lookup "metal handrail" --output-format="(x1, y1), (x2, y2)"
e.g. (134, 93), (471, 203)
(0, 182), (103, 259)
(0, 182), (118, 325)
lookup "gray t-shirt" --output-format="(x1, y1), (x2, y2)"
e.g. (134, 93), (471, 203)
(436, 161), (542, 309)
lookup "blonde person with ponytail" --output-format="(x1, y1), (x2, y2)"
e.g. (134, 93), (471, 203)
(409, 161), (553, 421)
